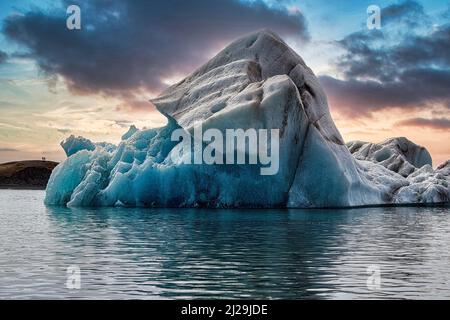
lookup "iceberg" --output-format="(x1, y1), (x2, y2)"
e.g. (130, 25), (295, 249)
(347, 137), (433, 177)
(45, 30), (449, 207)
(61, 135), (117, 157)
(61, 135), (96, 157)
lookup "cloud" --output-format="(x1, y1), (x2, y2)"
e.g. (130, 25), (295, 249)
(0, 147), (18, 152)
(2, 0), (309, 99)
(396, 117), (450, 130)
(320, 67), (450, 115)
(115, 99), (156, 113)
(381, 0), (431, 27)
(0, 50), (7, 64)
(441, 3), (450, 19)
(56, 128), (71, 134)
(321, 1), (450, 117)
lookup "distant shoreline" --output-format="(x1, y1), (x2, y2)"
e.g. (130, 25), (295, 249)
(0, 160), (58, 191)
(0, 185), (47, 190)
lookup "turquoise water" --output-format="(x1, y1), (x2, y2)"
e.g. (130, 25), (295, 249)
(0, 189), (449, 299)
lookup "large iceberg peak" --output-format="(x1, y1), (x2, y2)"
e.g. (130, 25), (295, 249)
(151, 29), (344, 146)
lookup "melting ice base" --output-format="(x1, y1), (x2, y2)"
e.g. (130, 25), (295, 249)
(45, 117), (450, 208)
(45, 30), (450, 208)
(46, 120), (292, 207)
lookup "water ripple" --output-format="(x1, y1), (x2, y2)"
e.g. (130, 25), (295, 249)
(0, 190), (449, 299)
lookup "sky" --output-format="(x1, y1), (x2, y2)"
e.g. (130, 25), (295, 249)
(0, 0), (449, 165)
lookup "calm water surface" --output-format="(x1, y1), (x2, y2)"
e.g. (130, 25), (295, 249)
(0, 189), (449, 299)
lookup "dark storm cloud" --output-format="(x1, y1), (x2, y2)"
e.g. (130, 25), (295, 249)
(320, 66), (450, 115)
(0, 50), (7, 64)
(391, 25), (450, 67)
(322, 1), (450, 117)
(2, 0), (309, 97)
(396, 117), (450, 129)
(381, 0), (430, 27)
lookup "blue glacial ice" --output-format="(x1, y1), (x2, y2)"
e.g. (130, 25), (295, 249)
(45, 30), (450, 207)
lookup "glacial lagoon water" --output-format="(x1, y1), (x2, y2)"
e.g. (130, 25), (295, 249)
(0, 189), (449, 299)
